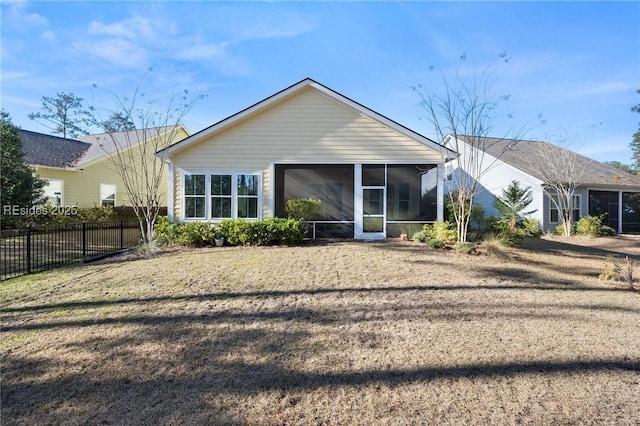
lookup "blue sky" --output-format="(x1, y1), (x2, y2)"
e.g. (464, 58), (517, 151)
(2, 1), (639, 163)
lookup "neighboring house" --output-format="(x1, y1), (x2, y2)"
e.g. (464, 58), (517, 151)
(158, 78), (455, 239)
(20, 126), (189, 208)
(446, 135), (640, 234)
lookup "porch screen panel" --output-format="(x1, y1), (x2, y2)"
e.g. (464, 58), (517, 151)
(622, 192), (640, 233)
(589, 190), (619, 231)
(386, 164), (437, 221)
(275, 164), (354, 221)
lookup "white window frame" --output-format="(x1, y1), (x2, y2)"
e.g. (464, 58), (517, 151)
(99, 183), (117, 207)
(44, 179), (64, 207)
(181, 171), (262, 221)
(183, 174), (207, 219)
(549, 194), (581, 223)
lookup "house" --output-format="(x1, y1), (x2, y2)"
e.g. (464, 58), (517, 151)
(158, 78), (455, 239)
(446, 135), (640, 234)
(20, 126), (189, 208)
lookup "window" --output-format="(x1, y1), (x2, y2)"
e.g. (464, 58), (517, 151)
(549, 194), (580, 223)
(237, 174), (259, 219)
(211, 175), (232, 218)
(183, 172), (260, 220)
(100, 184), (116, 207)
(44, 179), (63, 207)
(184, 174), (206, 218)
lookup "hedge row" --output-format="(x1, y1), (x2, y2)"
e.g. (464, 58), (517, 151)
(154, 217), (304, 247)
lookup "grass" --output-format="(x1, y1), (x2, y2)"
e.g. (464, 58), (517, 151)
(1, 236), (639, 425)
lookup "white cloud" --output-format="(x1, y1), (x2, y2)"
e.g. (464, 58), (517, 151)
(88, 16), (158, 41)
(72, 38), (149, 69)
(3, 0), (49, 28)
(175, 41), (228, 60)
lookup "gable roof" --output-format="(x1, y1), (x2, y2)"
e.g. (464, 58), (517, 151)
(158, 78), (455, 159)
(457, 135), (640, 188)
(19, 129), (91, 169)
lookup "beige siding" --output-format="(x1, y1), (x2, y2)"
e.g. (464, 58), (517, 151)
(172, 88), (444, 220)
(35, 127), (189, 208)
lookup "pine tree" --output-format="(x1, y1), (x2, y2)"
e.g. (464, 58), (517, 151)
(493, 180), (537, 231)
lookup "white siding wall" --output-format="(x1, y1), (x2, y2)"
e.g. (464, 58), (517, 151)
(172, 88), (444, 220)
(448, 141), (545, 226)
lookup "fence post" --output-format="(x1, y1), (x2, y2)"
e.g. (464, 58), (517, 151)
(82, 222), (87, 258)
(120, 220), (124, 250)
(26, 225), (32, 274)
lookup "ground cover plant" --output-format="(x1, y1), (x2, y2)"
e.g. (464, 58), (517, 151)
(1, 235), (639, 425)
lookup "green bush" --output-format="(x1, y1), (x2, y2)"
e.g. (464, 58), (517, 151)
(454, 242), (476, 254)
(521, 218), (542, 237)
(176, 222), (217, 247)
(423, 221), (457, 244)
(576, 215), (603, 236)
(601, 225), (616, 236)
(154, 216), (182, 244)
(154, 217), (304, 247)
(555, 223), (575, 236)
(412, 230), (429, 243)
(427, 239), (443, 249)
(285, 198), (321, 220)
(497, 228), (526, 247)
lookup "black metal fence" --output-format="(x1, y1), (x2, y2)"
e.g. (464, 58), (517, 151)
(1, 221), (141, 281)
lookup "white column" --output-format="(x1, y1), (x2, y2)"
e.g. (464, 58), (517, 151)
(618, 191), (623, 234)
(167, 160), (175, 222)
(437, 164), (444, 222)
(354, 164), (363, 238)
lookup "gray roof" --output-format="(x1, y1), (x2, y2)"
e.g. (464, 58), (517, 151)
(19, 130), (91, 169)
(459, 135), (640, 188)
(76, 126), (179, 166)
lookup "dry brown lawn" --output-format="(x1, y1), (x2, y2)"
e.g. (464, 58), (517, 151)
(2, 235), (639, 425)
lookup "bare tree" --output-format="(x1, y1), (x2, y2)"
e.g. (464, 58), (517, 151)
(523, 136), (588, 237)
(413, 53), (529, 242)
(91, 82), (203, 250)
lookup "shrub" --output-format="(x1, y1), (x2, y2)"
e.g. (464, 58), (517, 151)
(521, 218), (542, 237)
(423, 221), (457, 244)
(176, 222), (217, 247)
(482, 238), (512, 261)
(497, 228), (526, 247)
(156, 218), (305, 247)
(154, 216), (181, 244)
(427, 239), (443, 249)
(576, 215), (603, 236)
(600, 225), (616, 236)
(599, 255), (636, 290)
(285, 198), (321, 220)
(555, 223), (575, 236)
(454, 242), (476, 254)
(412, 230), (429, 243)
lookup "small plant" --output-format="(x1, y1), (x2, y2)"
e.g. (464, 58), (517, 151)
(454, 242), (476, 254)
(427, 239), (443, 249)
(482, 238), (512, 261)
(136, 239), (161, 258)
(600, 225), (616, 236)
(497, 228), (526, 247)
(599, 255), (636, 290)
(576, 215), (603, 236)
(423, 221), (457, 244)
(412, 230), (428, 243)
(555, 223), (575, 236)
